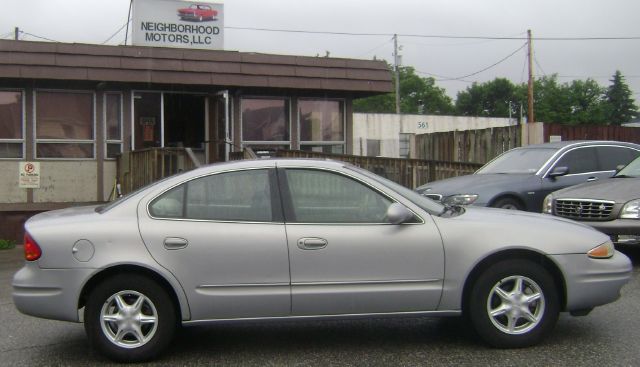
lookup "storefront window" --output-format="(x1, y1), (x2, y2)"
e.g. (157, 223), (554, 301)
(105, 93), (122, 159)
(36, 91), (94, 159)
(241, 98), (290, 144)
(299, 99), (344, 152)
(0, 90), (24, 158)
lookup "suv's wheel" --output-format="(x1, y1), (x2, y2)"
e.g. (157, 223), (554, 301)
(468, 259), (559, 348)
(492, 197), (523, 210)
(85, 274), (176, 362)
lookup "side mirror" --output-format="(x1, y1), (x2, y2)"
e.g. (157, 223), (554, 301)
(548, 166), (569, 178)
(386, 203), (415, 224)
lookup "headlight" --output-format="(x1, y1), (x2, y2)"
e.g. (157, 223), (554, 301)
(620, 199), (640, 219)
(443, 194), (478, 206)
(588, 240), (615, 259)
(542, 194), (553, 214)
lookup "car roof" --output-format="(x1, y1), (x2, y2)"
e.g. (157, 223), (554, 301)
(516, 140), (640, 150)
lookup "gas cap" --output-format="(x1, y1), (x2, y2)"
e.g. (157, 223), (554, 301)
(72, 239), (95, 262)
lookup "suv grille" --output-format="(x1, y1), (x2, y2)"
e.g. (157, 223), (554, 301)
(554, 199), (614, 220)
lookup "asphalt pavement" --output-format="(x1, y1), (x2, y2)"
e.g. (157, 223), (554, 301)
(2, 245), (640, 366)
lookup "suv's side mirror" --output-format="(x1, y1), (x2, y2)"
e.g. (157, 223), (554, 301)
(548, 166), (569, 178)
(386, 203), (415, 224)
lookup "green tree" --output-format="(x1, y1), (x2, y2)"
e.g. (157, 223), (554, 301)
(455, 78), (520, 118)
(605, 70), (638, 124)
(353, 65), (454, 115)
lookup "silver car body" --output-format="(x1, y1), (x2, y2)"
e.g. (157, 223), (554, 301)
(12, 159), (631, 357)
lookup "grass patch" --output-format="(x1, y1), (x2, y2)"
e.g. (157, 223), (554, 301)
(0, 239), (16, 250)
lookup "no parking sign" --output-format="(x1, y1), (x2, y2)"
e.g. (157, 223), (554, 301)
(19, 162), (40, 189)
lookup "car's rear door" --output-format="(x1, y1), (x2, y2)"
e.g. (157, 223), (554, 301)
(137, 167), (290, 321)
(279, 166), (445, 316)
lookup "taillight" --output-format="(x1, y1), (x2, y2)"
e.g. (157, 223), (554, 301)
(24, 233), (42, 261)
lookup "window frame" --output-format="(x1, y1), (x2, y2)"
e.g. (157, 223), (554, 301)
(34, 89), (96, 160)
(0, 89), (26, 160)
(104, 92), (124, 160)
(147, 167), (283, 223)
(240, 96), (292, 149)
(297, 98), (346, 153)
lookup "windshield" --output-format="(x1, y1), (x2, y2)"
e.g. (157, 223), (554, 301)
(477, 147), (557, 174)
(347, 165), (445, 215)
(616, 156), (640, 178)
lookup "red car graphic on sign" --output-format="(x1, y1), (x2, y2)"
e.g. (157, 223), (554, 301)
(177, 4), (217, 22)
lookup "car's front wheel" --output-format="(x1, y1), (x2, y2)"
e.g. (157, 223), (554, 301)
(84, 274), (176, 362)
(467, 259), (559, 348)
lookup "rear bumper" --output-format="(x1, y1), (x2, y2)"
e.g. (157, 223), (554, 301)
(549, 251), (632, 312)
(12, 262), (94, 322)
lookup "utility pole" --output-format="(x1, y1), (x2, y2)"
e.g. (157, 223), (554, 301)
(14, 27), (19, 40)
(393, 34), (401, 114)
(527, 29), (535, 123)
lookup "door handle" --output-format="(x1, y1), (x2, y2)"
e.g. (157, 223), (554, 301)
(164, 237), (188, 250)
(587, 177), (598, 182)
(297, 237), (328, 250)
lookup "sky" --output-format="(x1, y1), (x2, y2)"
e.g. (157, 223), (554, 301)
(1, 0), (639, 104)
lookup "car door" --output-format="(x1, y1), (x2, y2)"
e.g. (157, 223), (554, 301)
(279, 167), (445, 316)
(137, 168), (290, 321)
(541, 145), (640, 200)
(540, 146), (602, 196)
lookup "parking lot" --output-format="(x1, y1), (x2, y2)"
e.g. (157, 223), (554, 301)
(2, 245), (640, 366)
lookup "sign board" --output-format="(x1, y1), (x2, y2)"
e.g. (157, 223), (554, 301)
(19, 162), (40, 189)
(132, 0), (224, 50)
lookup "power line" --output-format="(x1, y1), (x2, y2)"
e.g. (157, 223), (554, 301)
(19, 31), (60, 43)
(533, 55), (547, 77)
(431, 43), (527, 81)
(356, 37), (393, 58)
(102, 20), (130, 45)
(226, 26), (640, 41)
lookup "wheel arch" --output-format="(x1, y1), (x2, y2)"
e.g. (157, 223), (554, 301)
(461, 249), (567, 313)
(488, 194), (526, 210)
(78, 264), (189, 322)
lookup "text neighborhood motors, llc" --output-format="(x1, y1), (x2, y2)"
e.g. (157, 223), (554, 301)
(141, 22), (220, 45)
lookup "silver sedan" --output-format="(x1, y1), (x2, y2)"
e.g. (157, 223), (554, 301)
(13, 159), (631, 362)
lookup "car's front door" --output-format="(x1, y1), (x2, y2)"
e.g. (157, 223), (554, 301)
(137, 168), (290, 321)
(279, 167), (445, 316)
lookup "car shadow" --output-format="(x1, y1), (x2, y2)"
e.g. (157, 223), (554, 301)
(617, 245), (640, 266)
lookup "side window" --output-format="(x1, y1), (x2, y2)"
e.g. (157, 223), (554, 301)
(597, 146), (640, 171)
(285, 169), (392, 223)
(554, 147), (598, 175)
(186, 169), (272, 222)
(149, 169), (273, 222)
(149, 185), (185, 218)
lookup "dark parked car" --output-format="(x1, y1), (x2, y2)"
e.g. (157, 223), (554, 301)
(415, 141), (640, 212)
(543, 155), (640, 245)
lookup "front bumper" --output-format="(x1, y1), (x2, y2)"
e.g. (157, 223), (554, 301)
(549, 251), (632, 312)
(573, 219), (640, 245)
(12, 261), (94, 322)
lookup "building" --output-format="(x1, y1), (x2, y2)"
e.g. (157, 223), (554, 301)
(0, 39), (392, 240)
(353, 113), (518, 158)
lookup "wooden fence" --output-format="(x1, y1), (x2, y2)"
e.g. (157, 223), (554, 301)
(415, 125), (520, 164)
(544, 123), (640, 144)
(117, 147), (199, 195)
(270, 150), (482, 189)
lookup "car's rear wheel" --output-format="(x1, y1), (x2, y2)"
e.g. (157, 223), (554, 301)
(467, 259), (559, 348)
(492, 197), (523, 210)
(85, 274), (176, 362)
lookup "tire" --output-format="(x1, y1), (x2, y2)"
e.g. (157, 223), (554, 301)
(467, 259), (559, 348)
(492, 197), (523, 210)
(84, 274), (177, 362)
